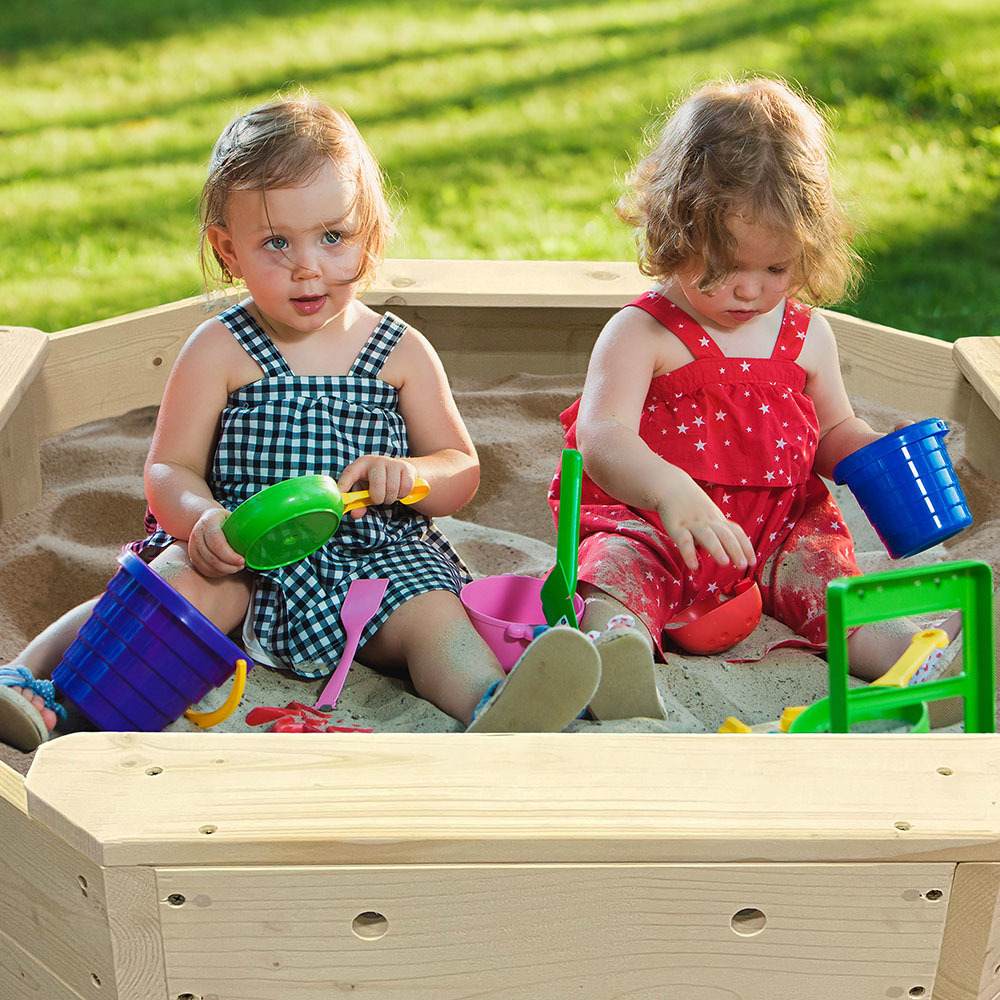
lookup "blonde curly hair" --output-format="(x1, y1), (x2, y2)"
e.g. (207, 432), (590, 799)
(199, 95), (393, 291)
(618, 76), (862, 304)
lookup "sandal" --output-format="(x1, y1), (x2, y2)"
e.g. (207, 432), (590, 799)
(467, 626), (601, 733)
(0, 666), (66, 752)
(588, 620), (666, 721)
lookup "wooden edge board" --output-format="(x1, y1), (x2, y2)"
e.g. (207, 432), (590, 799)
(23, 731), (1000, 869)
(0, 758), (27, 814)
(954, 337), (1000, 422)
(0, 326), (48, 429)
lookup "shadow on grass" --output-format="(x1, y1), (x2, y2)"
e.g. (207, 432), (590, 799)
(786, 5), (999, 121)
(7, 0), (862, 164)
(846, 193), (1000, 340)
(2, 0), (418, 55)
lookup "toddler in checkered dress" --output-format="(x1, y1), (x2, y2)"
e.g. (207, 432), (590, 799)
(0, 96), (601, 750)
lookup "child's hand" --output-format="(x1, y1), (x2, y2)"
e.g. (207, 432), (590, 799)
(656, 474), (756, 573)
(337, 455), (420, 519)
(188, 506), (246, 577)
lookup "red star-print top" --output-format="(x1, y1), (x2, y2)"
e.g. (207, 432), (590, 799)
(551, 293), (857, 650)
(561, 292), (819, 497)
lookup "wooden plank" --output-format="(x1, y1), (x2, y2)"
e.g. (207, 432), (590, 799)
(964, 392), (1000, 484)
(0, 759), (27, 814)
(0, 381), (44, 520)
(375, 304), (609, 378)
(822, 308), (972, 424)
(935, 863), (1000, 1000)
(954, 338), (1000, 423)
(954, 338), (1000, 483)
(366, 257), (646, 308)
(154, 862), (951, 1000)
(35, 291), (240, 440)
(0, 327), (48, 429)
(0, 774), (117, 997)
(0, 327), (49, 520)
(104, 867), (169, 1000)
(980, 867), (1000, 1000)
(23, 731), (1000, 868)
(0, 924), (87, 1000)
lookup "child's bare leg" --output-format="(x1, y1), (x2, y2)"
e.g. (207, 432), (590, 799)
(360, 589), (600, 729)
(845, 609), (962, 682)
(578, 583), (666, 720)
(360, 590), (505, 722)
(1, 598), (100, 733)
(147, 544), (252, 633)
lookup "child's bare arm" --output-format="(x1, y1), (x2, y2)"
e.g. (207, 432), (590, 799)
(144, 320), (246, 576)
(339, 327), (480, 518)
(800, 312), (882, 479)
(575, 311), (754, 573)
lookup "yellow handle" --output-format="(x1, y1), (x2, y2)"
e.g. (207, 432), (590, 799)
(184, 659), (248, 729)
(871, 628), (949, 688)
(341, 478), (430, 514)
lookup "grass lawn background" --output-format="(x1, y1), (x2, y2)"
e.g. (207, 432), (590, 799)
(3, 0), (998, 340)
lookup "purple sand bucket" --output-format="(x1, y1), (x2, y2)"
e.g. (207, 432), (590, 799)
(832, 417), (972, 559)
(460, 574), (585, 672)
(52, 551), (248, 732)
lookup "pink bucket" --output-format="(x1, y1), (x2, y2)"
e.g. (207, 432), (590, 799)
(460, 574), (585, 671)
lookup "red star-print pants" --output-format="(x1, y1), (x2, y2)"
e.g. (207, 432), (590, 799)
(575, 472), (859, 657)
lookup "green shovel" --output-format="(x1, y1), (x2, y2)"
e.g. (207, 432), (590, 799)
(540, 448), (583, 628)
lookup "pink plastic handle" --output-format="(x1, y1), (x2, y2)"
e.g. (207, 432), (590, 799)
(505, 623), (535, 641)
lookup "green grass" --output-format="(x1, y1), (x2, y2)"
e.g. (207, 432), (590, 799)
(3, 0), (998, 340)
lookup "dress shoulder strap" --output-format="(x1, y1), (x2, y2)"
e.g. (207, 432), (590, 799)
(625, 292), (724, 359)
(349, 312), (408, 378)
(771, 298), (812, 361)
(217, 304), (294, 377)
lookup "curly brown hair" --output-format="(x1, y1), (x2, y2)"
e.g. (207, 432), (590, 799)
(617, 76), (862, 304)
(199, 94), (393, 291)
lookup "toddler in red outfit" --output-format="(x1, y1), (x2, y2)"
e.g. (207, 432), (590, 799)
(551, 76), (960, 720)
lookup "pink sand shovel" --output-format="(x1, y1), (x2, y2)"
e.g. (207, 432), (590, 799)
(313, 578), (389, 712)
(244, 577), (387, 732)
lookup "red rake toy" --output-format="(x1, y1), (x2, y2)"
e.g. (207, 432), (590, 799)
(245, 702), (372, 733)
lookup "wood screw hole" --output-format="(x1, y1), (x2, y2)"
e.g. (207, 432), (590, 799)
(937, 767), (953, 775)
(730, 907), (766, 936)
(925, 889), (943, 901)
(352, 911), (389, 940)
(199, 824), (217, 835)
(909, 988), (926, 998)
(895, 821), (912, 831)
(145, 766), (163, 776)
(167, 894), (186, 906)
(90, 973), (102, 987)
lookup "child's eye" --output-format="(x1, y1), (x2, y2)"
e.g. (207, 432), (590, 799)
(769, 265), (788, 275)
(264, 236), (288, 251)
(322, 230), (343, 246)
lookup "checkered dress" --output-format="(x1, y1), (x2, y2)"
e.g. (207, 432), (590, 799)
(134, 304), (471, 677)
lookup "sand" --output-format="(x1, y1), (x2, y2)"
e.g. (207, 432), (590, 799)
(3, 371), (999, 775)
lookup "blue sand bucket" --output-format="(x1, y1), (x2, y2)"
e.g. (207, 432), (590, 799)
(833, 418), (972, 559)
(52, 551), (247, 732)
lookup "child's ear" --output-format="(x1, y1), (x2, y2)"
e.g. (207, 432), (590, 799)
(206, 225), (243, 279)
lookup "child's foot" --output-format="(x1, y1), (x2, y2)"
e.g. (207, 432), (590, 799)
(0, 666), (64, 752)
(588, 618), (666, 721)
(466, 626), (601, 733)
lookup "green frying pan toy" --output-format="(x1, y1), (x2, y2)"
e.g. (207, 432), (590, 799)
(222, 474), (429, 570)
